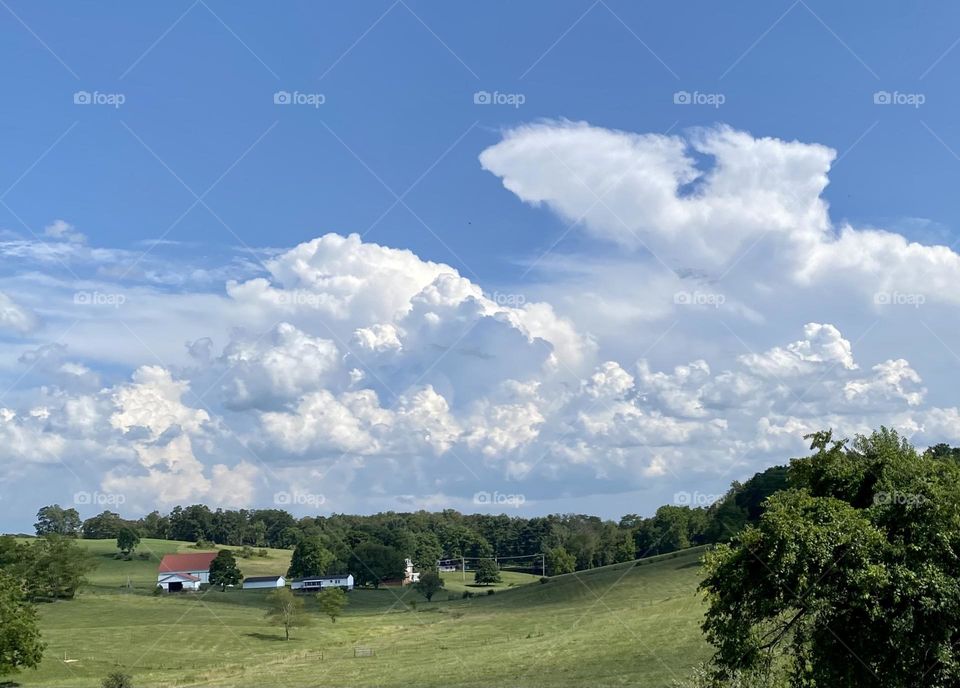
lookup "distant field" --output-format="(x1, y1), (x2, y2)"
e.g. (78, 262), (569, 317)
(16, 539), (711, 687)
(439, 568), (542, 595)
(71, 538), (294, 593)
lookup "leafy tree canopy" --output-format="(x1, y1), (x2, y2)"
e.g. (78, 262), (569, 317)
(316, 587), (348, 622)
(473, 558), (501, 585)
(413, 569), (444, 601)
(209, 549), (242, 590)
(0, 570), (45, 675)
(348, 542), (405, 588)
(264, 587), (310, 640)
(116, 527), (140, 556)
(34, 504), (80, 537)
(287, 538), (333, 579)
(701, 428), (960, 686)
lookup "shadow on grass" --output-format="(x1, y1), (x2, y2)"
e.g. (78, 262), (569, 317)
(244, 632), (295, 642)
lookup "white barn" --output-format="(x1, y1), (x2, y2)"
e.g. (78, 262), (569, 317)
(243, 575), (285, 589)
(156, 552), (218, 592)
(291, 574), (354, 591)
(157, 572), (202, 591)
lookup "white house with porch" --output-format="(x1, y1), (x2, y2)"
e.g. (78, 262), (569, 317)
(291, 574), (354, 591)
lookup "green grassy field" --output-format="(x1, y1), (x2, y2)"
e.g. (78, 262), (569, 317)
(439, 568), (542, 595)
(14, 540), (712, 687)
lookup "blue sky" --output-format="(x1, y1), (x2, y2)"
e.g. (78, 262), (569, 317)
(4, 1), (960, 530)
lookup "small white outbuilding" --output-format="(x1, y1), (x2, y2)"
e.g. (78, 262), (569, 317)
(243, 575), (285, 589)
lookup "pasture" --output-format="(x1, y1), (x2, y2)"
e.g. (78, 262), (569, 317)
(16, 540), (711, 687)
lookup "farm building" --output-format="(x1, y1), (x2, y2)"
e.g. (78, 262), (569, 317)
(291, 574), (354, 591)
(156, 551), (218, 592)
(243, 575), (285, 589)
(405, 558), (420, 584)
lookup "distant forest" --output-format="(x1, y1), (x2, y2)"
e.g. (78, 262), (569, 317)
(25, 462), (805, 576)
(27, 439), (957, 576)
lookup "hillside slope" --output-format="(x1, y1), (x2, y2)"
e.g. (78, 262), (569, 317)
(23, 541), (710, 687)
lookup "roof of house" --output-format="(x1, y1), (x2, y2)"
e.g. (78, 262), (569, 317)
(158, 551), (218, 573)
(158, 572), (201, 582)
(292, 574), (352, 582)
(243, 575), (284, 583)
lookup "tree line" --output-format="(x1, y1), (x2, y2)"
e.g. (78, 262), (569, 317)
(31, 466), (790, 579)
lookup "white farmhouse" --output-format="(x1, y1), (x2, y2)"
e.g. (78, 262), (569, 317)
(243, 575), (285, 589)
(156, 552), (218, 592)
(291, 574), (354, 591)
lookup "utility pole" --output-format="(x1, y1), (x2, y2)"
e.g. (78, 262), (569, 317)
(461, 556), (465, 583)
(541, 553), (546, 577)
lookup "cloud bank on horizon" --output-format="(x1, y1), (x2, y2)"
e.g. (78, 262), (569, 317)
(2, 120), (959, 520)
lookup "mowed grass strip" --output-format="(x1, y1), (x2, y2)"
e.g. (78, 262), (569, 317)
(22, 540), (710, 687)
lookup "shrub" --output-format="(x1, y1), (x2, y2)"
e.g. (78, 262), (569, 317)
(486, 589), (495, 595)
(257, 548), (269, 558)
(539, 576), (549, 584)
(101, 671), (134, 688)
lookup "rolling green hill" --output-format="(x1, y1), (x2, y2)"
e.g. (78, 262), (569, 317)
(17, 539), (711, 687)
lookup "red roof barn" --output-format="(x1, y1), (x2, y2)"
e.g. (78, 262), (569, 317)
(157, 551), (218, 592)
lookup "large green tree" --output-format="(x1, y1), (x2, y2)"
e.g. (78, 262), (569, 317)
(545, 546), (575, 576)
(0, 570), (45, 676)
(348, 543), (405, 588)
(286, 538), (333, 579)
(473, 559), (501, 586)
(116, 528), (140, 556)
(34, 505), (80, 537)
(23, 535), (96, 600)
(701, 428), (960, 686)
(413, 569), (444, 601)
(209, 550), (242, 591)
(81, 511), (125, 539)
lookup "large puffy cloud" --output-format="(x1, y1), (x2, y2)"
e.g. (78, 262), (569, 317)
(739, 323), (857, 378)
(8, 120), (960, 521)
(216, 323), (342, 410)
(479, 121), (833, 268)
(480, 120), (960, 308)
